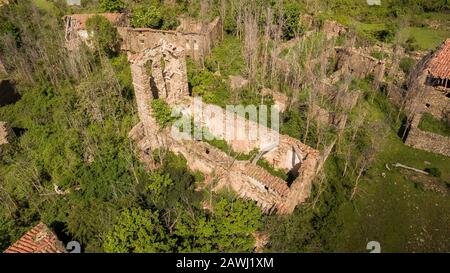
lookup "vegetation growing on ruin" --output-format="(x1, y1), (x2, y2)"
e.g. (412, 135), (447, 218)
(418, 112), (450, 137)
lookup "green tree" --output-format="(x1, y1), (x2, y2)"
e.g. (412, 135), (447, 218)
(283, 1), (304, 39)
(86, 15), (120, 57)
(103, 208), (175, 253)
(130, 5), (163, 28)
(175, 196), (262, 252)
(99, 0), (126, 12)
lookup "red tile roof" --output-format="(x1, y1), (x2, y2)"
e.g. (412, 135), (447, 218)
(3, 223), (66, 253)
(427, 39), (450, 80)
(65, 13), (125, 30)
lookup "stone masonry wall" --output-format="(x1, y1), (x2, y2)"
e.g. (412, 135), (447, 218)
(405, 114), (450, 157)
(118, 17), (222, 63)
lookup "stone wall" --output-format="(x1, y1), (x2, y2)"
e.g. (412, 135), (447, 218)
(421, 86), (449, 120)
(118, 17), (222, 63)
(404, 114), (450, 157)
(178, 97), (319, 172)
(335, 47), (385, 81)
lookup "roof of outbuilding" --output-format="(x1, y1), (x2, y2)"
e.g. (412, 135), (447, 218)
(427, 39), (450, 80)
(3, 223), (66, 253)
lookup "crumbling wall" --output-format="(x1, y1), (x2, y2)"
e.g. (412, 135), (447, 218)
(335, 47), (385, 80)
(179, 97), (319, 172)
(404, 114), (450, 157)
(421, 86), (449, 120)
(322, 20), (347, 39)
(129, 39), (189, 134)
(118, 17), (222, 62)
(64, 13), (128, 50)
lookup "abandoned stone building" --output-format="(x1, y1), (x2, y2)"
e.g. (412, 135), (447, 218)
(406, 39), (450, 119)
(404, 113), (450, 157)
(117, 16), (222, 63)
(63, 13), (128, 49)
(403, 39), (450, 157)
(64, 12), (222, 63)
(128, 39), (320, 214)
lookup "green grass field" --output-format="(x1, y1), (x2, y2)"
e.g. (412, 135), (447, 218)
(330, 97), (450, 253)
(399, 27), (449, 50)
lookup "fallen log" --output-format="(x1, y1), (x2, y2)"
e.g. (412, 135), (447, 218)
(392, 163), (428, 175)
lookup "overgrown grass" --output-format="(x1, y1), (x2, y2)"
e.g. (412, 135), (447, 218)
(329, 90), (450, 252)
(418, 112), (450, 137)
(399, 27), (450, 50)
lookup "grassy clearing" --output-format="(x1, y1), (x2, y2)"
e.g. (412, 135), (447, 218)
(418, 112), (450, 137)
(329, 92), (450, 253)
(398, 27), (450, 50)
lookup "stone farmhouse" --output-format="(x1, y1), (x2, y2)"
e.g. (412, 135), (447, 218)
(404, 39), (450, 156)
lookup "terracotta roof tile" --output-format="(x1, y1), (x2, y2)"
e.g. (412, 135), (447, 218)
(427, 38), (450, 80)
(4, 223), (66, 253)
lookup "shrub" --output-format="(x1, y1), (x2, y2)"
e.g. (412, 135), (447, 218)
(399, 57), (416, 75)
(99, 0), (126, 13)
(130, 5), (162, 29)
(403, 36), (419, 52)
(151, 99), (174, 128)
(86, 15), (120, 57)
(425, 168), (441, 178)
(130, 5), (180, 30)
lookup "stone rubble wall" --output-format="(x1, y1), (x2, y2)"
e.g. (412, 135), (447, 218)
(335, 47), (385, 81)
(118, 17), (222, 63)
(404, 114), (450, 157)
(178, 97), (319, 172)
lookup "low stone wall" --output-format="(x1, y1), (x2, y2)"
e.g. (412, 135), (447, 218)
(405, 126), (450, 156)
(404, 114), (450, 157)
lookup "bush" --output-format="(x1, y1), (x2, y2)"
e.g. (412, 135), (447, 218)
(151, 99), (174, 128)
(130, 5), (180, 30)
(86, 15), (120, 57)
(399, 57), (416, 75)
(99, 0), (126, 13)
(130, 5), (162, 29)
(425, 168), (441, 178)
(403, 36), (419, 52)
